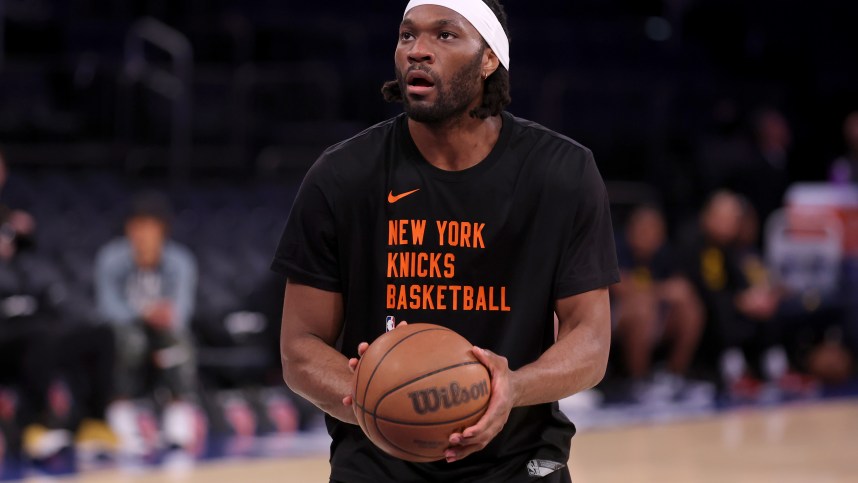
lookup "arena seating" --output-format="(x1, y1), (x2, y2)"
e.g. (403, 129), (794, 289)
(2, 169), (299, 391)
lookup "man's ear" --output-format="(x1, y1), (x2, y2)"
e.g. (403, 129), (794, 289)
(482, 48), (500, 79)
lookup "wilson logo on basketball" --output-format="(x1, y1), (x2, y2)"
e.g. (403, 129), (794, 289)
(407, 380), (489, 415)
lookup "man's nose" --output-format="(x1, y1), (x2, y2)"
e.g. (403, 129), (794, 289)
(407, 36), (435, 64)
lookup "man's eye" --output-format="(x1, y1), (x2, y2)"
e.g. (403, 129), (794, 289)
(439, 32), (455, 40)
(400, 32), (413, 41)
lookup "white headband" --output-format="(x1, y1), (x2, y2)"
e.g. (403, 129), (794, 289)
(404, 0), (510, 71)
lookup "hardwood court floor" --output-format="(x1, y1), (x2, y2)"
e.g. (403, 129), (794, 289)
(67, 400), (858, 483)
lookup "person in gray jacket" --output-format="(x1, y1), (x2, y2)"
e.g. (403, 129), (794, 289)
(95, 192), (197, 402)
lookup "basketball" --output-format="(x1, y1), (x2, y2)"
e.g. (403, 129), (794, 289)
(352, 323), (491, 462)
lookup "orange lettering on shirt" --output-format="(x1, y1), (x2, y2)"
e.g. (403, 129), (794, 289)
(444, 253), (456, 278)
(473, 223), (485, 249)
(461, 223), (472, 248)
(387, 252), (398, 277)
(397, 285), (408, 309)
(463, 286), (474, 311)
(436, 221), (448, 246)
(436, 285), (447, 310)
(411, 220), (426, 245)
(488, 287), (499, 311)
(475, 286), (487, 311)
(448, 285), (461, 310)
(386, 284), (396, 309)
(448, 221), (460, 246)
(388, 220), (398, 245)
(417, 252), (429, 277)
(421, 285), (435, 310)
(410, 285), (421, 310)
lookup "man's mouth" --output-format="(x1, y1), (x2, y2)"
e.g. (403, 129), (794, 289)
(406, 70), (436, 95)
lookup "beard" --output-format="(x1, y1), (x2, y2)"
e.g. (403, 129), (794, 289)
(397, 50), (484, 125)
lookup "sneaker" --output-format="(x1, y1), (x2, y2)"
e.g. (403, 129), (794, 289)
(107, 401), (148, 456)
(22, 424), (72, 460)
(631, 375), (676, 405)
(674, 378), (717, 405)
(163, 400), (207, 456)
(75, 418), (119, 454)
(720, 347), (747, 385)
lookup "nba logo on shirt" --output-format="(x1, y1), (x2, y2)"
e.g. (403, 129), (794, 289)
(385, 316), (395, 332)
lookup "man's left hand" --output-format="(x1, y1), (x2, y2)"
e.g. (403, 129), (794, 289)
(445, 346), (517, 463)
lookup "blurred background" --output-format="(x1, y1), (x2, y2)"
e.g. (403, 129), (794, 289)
(0, 0), (857, 480)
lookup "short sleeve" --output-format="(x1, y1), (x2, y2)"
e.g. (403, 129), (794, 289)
(270, 163), (342, 292)
(554, 152), (620, 299)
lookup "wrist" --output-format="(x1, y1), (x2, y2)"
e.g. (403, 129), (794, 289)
(507, 369), (524, 408)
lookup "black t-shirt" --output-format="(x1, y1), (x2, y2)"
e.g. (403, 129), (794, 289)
(272, 112), (619, 483)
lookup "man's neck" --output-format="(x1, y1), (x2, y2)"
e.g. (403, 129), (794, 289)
(408, 113), (502, 172)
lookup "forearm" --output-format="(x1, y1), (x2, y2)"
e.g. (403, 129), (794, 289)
(511, 288), (611, 407)
(282, 334), (357, 424)
(510, 324), (609, 407)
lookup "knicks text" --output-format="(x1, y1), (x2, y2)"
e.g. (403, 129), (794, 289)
(385, 218), (512, 312)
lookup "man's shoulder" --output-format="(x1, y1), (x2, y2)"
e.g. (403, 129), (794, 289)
(507, 113), (592, 160)
(504, 114), (598, 189)
(302, 115), (402, 187)
(319, 115), (402, 162)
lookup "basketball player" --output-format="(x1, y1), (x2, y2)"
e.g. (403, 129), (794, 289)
(273, 1), (619, 481)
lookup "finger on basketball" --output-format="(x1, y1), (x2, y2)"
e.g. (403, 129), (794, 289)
(357, 342), (369, 357)
(445, 442), (481, 462)
(462, 393), (506, 440)
(471, 346), (496, 372)
(348, 357), (359, 372)
(462, 420), (486, 440)
(342, 395), (353, 406)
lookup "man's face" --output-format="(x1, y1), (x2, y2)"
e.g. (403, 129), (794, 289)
(702, 194), (743, 247)
(395, 5), (487, 124)
(126, 216), (167, 269)
(627, 208), (665, 260)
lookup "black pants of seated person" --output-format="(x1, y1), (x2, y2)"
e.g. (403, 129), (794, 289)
(0, 321), (115, 431)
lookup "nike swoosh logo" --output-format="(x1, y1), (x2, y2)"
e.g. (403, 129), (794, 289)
(388, 189), (420, 204)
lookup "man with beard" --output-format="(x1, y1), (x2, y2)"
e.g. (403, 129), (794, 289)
(272, 1), (619, 482)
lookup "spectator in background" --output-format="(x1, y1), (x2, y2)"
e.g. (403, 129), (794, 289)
(0, 151), (36, 257)
(0, 152), (117, 460)
(829, 111), (858, 184)
(612, 206), (706, 401)
(680, 191), (781, 394)
(94, 192), (199, 453)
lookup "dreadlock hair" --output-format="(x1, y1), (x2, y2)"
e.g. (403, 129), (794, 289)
(381, 0), (511, 119)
